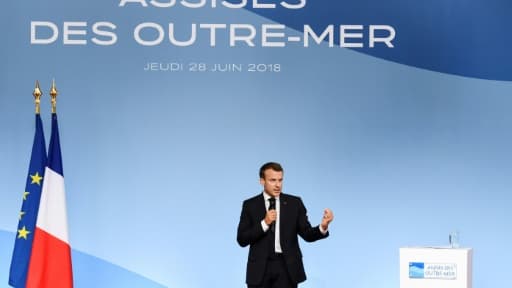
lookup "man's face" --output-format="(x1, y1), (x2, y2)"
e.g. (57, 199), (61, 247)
(260, 169), (283, 198)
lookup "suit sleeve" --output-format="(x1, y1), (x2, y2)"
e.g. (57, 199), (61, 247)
(237, 200), (266, 247)
(296, 197), (329, 242)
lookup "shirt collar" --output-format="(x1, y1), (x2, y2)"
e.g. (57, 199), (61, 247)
(263, 191), (279, 201)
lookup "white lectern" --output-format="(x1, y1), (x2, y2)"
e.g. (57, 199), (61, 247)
(399, 247), (472, 288)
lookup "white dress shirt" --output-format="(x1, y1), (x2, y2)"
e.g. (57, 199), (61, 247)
(261, 192), (282, 253)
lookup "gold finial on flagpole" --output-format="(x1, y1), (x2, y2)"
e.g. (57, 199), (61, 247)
(50, 78), (58, 114)
(33, 81), (42, 114)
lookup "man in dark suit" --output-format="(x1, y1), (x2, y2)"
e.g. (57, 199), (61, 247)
(237, 162), (334, 288)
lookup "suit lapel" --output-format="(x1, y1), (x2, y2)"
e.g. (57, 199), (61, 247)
(279, 194), (289, 233)
(257, 194), (267, 220)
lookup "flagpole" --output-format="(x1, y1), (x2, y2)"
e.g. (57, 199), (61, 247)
(50, 79), (58, 114)
(33, 81), (42, 115)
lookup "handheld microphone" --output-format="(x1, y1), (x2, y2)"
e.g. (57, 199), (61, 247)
(269, 198), (276, 210)
(268, 197), (276, 232)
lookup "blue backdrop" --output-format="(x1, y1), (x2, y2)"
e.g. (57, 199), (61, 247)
(1, 1), (511, 287)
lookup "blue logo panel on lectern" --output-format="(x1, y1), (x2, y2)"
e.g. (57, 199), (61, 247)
(409, 262), (425, 278)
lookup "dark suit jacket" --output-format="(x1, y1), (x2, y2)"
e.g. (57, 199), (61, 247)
(237, 193), (329, 285)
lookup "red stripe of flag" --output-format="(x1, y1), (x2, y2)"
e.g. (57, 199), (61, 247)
(26, 228), (73, 288)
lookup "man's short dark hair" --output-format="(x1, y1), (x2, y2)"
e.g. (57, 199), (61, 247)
(259, 162), (283, 179)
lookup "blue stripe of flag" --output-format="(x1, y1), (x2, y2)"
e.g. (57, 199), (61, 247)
(48, 113), (64, 176)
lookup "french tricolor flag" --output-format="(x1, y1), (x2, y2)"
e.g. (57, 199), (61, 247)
(26, 113), (73, 288)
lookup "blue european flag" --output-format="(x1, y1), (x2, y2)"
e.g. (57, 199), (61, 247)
(8, 114), (48, 288)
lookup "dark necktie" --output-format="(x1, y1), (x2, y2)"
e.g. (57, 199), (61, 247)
(268, 197), (276, 232)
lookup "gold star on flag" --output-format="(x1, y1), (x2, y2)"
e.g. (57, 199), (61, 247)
(17, 226), (31, 240)
(23, 191), (30, 200)
(30, 172), (43, 185)
(19, 211), (26, 220)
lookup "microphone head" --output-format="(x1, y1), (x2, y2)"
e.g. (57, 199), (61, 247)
(269, 197), (276, 210)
